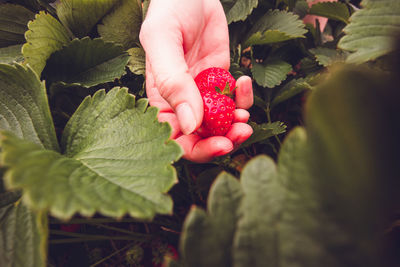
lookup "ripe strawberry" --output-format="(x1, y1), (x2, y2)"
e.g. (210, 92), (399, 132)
(195, 67), (237, 137)
(195, 67), (236, 95)
(200, 90), (235, 137)
(194, 68), (236, 137)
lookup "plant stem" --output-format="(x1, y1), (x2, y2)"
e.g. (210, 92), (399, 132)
(50, 217), (145, 224)
(265, 104), (282, 147)
(87, 223), (151, 239)
(90, 243), (133, 267)
(49, 236), (140, 244)
(50, 229), (150, 242)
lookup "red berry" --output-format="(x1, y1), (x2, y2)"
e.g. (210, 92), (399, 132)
(60, 223), (80, 232)
(195, 67), (236, 95)
(195, 67), (237, 137)
(198, 90), (235, 137)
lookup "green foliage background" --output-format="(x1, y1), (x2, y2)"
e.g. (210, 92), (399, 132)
(0, 0), (399, 266)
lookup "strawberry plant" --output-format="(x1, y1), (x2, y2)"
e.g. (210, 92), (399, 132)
(0, 0), (400, 266)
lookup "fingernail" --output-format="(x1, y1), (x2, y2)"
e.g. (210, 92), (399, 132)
(176, 102), (197, 135)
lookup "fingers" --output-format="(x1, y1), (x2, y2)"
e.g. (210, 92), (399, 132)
(235, 76), (253, 109)
(233, 109), (250, 123)
(140, 16), (203, 135)
(145, 61), (172, 112)
(176, 122), (253, 163)
(225, 123), (253, 147)
(176, 135), (233, 163)
(157, 112), (180, 139)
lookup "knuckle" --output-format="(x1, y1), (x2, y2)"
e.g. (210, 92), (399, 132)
(158, 76), (180, 103)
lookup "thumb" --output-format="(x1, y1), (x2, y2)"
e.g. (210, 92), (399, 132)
(155, 70), (203, 135)
(140, 20), (203, 135)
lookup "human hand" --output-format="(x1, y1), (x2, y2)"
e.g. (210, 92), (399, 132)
(139, 0), (253, 162)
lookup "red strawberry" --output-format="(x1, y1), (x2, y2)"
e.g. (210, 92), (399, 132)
(195, 67), (236, 95)
(198, 90), (235, 137)
(195, 67), (237, 137)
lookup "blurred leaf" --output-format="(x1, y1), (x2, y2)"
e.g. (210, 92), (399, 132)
(98, 0), (142, 49)
(232, 156), (282, 267)
(309, 47), (347, 67)
(308, 1), (350, 24)
(244, 10), (307, 46)
(22, 11), (71, 76)
(220, 0), (258, 24)
(0, 63), (59, 151)
(2, 87), (183, 220)
(0, 4), (35, 48)
(338, 0), (400, 64)
(177, 64), (400, 267)
(8, 0), (56, 12)
(293, 0), (309, 19)
(0, 195), (48, 267)
(56, 0), (119, 38)
(127, 47), (145, 76)
(241, 121), (287, 148)
(8, 0), (41, 11)
(195, 166), (224, 199)
(42, 37), (130, 87)
(0, 45), (23, 63)
(306, 64), (400, 244)
(251, 58), (292, 88)
(142, 0), (150, 19)
(180, 173), (243, 267)
(271, 76), (312, 107)
(0, 63), (57, 267)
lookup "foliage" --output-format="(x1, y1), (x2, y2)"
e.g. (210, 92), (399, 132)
(0, 0), (400, 266)
(338, 0), (400, 63)
(173, 64), (400, 267)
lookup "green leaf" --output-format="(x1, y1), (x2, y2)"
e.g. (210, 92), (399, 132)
(303, 64), (400, 266)
(240, 121), (287, 148)
(0, 45), (24, 64)
(338, 0), (400, 64)
(309, 47), (347, 67)
(308, 1), (350, 24)
(0, 4), (35, 48)
(127, 47), (145, 76)
(56, 0), (119, 38)
(180, 173), (243, 267)
(220, 0), (258, 24)
(232, 156), (281, 267)
(0, 63), (59, 151)
(2, 87), (183, 220)
(178, 64), (400, 266)
(272, 127), (336, 267)
(98, 0), (142, 50)
(22, 11), (71, 76)
(0, 62), (56, 267)
(251, 59), (292, 88)
(293, 0), (309, 19)
(0, 195), (48, 267)
(42, 37), (130, 87)
(9, 0), (40, 11)
(271, 76), (312, 107)
(244, 10), (307, 46)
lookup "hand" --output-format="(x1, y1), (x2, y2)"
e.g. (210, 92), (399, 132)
(139, 0), (253, 162)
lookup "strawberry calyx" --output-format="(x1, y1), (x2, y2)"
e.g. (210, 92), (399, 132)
(215, 82), (236, 99)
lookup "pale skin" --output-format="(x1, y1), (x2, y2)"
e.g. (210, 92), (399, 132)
(140, 0), (253, 163)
